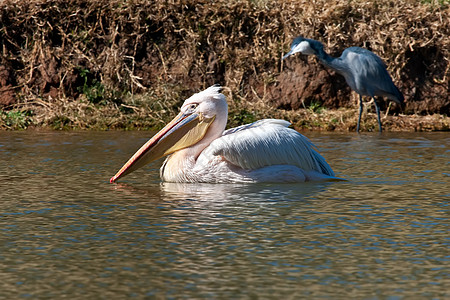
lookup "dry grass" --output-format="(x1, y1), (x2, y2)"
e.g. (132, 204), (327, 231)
(0, 0), (448, 130)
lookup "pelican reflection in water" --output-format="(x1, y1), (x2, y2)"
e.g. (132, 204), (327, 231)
(110, 85), (338, 183)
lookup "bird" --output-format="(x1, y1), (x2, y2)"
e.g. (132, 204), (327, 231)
(282, 36), (404, 132)
(110, 85), (338, 183)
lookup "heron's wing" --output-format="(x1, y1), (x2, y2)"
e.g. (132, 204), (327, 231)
(201, 119), (334, 176)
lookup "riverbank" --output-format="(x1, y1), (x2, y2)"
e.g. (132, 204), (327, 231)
(1, 91), (448, 131)
(0, 0), (449, 131)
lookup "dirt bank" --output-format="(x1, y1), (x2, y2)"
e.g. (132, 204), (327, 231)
(0, 0), (449, 130)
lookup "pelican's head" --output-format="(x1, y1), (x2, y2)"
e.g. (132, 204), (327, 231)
(282, 36), (323, 59)
(110, 85), (227, 183)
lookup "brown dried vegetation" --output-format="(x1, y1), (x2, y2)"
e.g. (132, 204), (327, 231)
(0, 0), (449, 131)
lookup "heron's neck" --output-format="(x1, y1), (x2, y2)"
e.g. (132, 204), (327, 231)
(316, 48), (348, 75)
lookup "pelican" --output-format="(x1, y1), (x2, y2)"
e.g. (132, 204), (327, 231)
(110, 85), (337, 183)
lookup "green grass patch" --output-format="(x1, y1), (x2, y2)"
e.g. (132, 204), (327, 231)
(0, 110), (33, 130)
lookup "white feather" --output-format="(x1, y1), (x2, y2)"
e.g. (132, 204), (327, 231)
(190, 119), (335, 183)
(292, 40), (316, 55)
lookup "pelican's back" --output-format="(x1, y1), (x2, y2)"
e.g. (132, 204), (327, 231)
(205, 119), (334, 177)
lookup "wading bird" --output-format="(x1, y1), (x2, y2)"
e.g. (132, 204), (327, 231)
(110, 85), (337, 183)
(283, 36), (404, 132)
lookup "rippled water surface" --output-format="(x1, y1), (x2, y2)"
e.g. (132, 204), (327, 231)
(0, 131), (449, 299)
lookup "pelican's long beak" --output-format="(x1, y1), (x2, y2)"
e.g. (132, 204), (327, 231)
(110, 112), (215, 183)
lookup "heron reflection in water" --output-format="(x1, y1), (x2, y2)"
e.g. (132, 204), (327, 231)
(283, 36), (404, 132)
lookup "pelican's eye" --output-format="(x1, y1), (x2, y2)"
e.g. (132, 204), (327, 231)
(185, 103), (198, 114)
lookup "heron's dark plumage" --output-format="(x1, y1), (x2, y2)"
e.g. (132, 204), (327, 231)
(284, 36), (404, 132)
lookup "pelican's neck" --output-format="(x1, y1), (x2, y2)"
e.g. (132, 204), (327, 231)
(161, 111), (227, 182)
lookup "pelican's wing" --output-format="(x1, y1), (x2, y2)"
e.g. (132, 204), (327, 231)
(202, 119), (334, 176)
(222, 119), (291, 136)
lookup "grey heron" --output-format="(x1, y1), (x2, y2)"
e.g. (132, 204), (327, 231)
(283, 36), (404, 132)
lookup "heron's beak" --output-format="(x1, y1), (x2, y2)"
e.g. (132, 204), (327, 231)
(110, 111), (215, 183)
(282, 50), (293, 60)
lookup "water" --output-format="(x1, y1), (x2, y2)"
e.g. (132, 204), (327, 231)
(0, 130), (448, 299)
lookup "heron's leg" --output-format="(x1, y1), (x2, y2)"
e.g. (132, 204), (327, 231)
(373, 97), (382, 132)
(356, 95), (363, 133)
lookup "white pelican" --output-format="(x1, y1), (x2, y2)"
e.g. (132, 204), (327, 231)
(110, 85), (337, 183)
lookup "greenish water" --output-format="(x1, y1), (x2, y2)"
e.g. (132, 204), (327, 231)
(0, 131), (448, 299)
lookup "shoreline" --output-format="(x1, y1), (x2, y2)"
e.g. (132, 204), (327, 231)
(1, 99), (448, 131)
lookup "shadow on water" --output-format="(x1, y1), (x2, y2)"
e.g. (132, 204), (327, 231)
(108, 181), (336, 222)
(112, 181), (331, 202)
